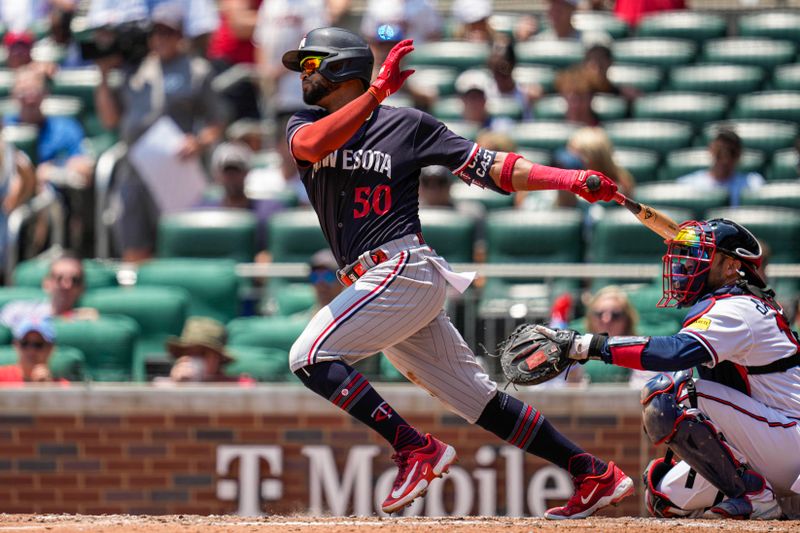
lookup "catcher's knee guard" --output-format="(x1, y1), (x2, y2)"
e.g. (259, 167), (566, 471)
(641, 371), (747, 500)
(642, 456), (692, 518)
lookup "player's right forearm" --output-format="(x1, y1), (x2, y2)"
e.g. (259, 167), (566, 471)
(290, 92), (379, 163)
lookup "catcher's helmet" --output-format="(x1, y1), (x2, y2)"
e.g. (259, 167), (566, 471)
(659, 218), (764, 308)
(282, 27), (374, 88)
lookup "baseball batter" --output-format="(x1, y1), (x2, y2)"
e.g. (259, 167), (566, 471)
(533, 218), (800, 519)
(281, 27), (631, 518)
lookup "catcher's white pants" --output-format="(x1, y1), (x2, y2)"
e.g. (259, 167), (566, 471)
(289, 234), (497, 423)
(656, 379), (800, 511)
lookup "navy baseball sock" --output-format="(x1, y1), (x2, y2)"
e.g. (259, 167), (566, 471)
(475, 391), (607, 477)
(295, 361), (426, 452)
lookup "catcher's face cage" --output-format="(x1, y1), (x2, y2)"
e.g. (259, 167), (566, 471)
(659, 221), (716, 308)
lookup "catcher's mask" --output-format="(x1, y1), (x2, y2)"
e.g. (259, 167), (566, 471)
(659, 218), (764, 308)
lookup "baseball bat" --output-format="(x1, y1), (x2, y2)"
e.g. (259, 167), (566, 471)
(586, 175), (680, 240)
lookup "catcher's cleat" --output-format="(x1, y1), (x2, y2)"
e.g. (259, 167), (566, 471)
(703, 471), (782, 520)
(544, 462), (634, 520)
(381, 433), (457, 514)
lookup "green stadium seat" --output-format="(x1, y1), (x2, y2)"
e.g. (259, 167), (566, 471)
(737, 11), (800, 43)
(226, 345), (292, 381)
(441, 120), (479, 141)
(583, 360), (631, 384)
(486, 209), (583, 263)
(510, 121), (578, 151)
(270, 283), (316, 317)
(591, 206), (692, 263)
(705, 206), (800, 263)
(518, 149), (552, 166)
(51, 67), (102, 109)
(432, 96), (523, 121)
(608, 64), (663, 93)
(637, 11), (727, 42)
(405, 67), (459, 97)
(633, 92), (727, 130)
(13, 258), (118, 289)
(30, 41), (64, 64)
(668, 64), (765, 96)
(0, 47), (6, 68)
(515, 65), (556, 93)
(740, 182), (800, 210)
(1, 124), (38, 163)
(604, 119), (693, 155)
(157, 208), (257, 262)
(515, 39), (584, 68)
(768, 148), (798, 181)
(732, 91), (800, 123)
(661, 147), (765, 182)
(379, 353), (408, 382)
(534, 94), (627, 121)
(268, 208), (328, 262)
(489, 13), (519, 36)
(702, 120), (797, 155)
(773, 64), (800, 91)
(613, 38), (696, 67)
(0, 344), (86, 382)
(54, 315), (139, 381)
(0, 286), (46, 308)
(634, 182), (729, 219)
(227, 316), (307, 352)
(136, 259), (240, 323)
(407, 41), (490, 69)
(80, 286), (190, 382)
(573, 11), (630, 39)
(701, 38), (796, 68)
(451, 180), (515, 211)
(614, 148), (660, 184)
(419, 207), (476, 262)
(0, 69), (12, 98)
(383, 93), (413, 108)
(41, 96), (83, 118)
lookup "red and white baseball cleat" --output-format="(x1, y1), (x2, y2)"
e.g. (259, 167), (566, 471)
(381, 433), (457, 514)
(545, 461), (634, 520)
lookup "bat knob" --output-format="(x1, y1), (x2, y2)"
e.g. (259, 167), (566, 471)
(586, 174), (601, 192)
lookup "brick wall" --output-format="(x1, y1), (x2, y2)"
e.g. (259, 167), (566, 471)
(0, 385), (657, 516)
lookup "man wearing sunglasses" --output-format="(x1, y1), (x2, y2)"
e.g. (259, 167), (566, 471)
(281, 27), (630, 518)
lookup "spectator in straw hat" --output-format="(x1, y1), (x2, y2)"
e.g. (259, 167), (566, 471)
(166, 317), (247, 383)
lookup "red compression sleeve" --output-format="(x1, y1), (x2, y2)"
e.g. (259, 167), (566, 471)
(526, 163), (578, 191)
(500, 152), (522, 192)
(290, 91), (380, 164)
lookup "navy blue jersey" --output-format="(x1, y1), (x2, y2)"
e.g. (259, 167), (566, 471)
(287, 105), (505, 267)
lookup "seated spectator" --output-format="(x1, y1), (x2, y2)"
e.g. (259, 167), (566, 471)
(556, 67), (600, 127)
(456, 74), (512, 133)
(450, 0), (494, 43)
(7, 65), (94, 189)
(165, 316), (252, 383)
(677, 128), (764, 207)
(3, 31), (35, 70)
(567, 127), (635, 198)
(305, 249), (344, 314)
(95, 2), (226, 262)
(538, 0), (610, 46)
(0, 251), (98, 327)
(583, 43), (639, 102)
(361, 0), (440, 44)
(0, 137), (37, 268)
(0, 318), (63, 384)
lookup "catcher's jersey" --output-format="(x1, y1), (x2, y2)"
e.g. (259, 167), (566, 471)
(287, 105), (505, 268)
(680, 293), (800, 419)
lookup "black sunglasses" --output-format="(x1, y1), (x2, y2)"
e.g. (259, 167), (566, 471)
(19, 340), (47, 349)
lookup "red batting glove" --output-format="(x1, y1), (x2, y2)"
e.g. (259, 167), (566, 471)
(368, 39), (415, 102)
(570, 170), (618, 203)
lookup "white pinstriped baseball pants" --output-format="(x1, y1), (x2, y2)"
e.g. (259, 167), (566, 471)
(289, 234), (498, 423)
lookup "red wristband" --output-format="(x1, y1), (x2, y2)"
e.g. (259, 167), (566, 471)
(500, 152), (522, 192)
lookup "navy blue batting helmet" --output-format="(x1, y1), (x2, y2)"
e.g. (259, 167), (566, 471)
(282, 27), (374, 88)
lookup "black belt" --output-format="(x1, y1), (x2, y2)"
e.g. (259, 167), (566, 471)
(746, 352), (800, 375)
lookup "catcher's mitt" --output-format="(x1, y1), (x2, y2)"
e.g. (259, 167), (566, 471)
(495, 324), (576, 386)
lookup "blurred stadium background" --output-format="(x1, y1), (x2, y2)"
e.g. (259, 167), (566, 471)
(0, 0), (799, 520)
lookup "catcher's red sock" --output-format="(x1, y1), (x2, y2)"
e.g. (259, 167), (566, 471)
(476, 392), (607, 476)
(295, 361), (425, 452)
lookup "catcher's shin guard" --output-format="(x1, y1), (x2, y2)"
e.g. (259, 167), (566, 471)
(641, 372), (748, 501)
(642, 456), (693, 518)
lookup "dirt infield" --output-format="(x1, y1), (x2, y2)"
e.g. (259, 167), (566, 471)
(1, 515), (798, 533)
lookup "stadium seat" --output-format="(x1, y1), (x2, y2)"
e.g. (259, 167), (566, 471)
(157, 208), (257, 262)
(510, 121), (578, 151)
(732, 91), (800, 123)
(633, 92), (727, 130)
(80, 286), (190, 382)
(13, 258), (118, 289)
(705, 207), (800, 263)
(614, 148), (660, 184)
(30, 40), (63, 64)
(0, 69), (12, 97)
(419, 207), (476, 262)
(583, 360), (631, 384)
(773, 64), (800, 91)
(668, 64), (765, 96)
(451, 180), (515, 211)
(270, 283), (316, 316)
(737, 11), (800, 43)
(515, 39), (584, 68)
(701, 38), (796, 68)
(226, 345), (293, 382)
(407, 41), (490, 69)
(740, 182), (800, 210)
(534, 94), (627, 121)
(0, 286), (46, 308)
(136, 259), (240, 323)
(637, 11), (727, 42)
(54, 315), (139, 381)
(612, 38), (696, 67)
(701, 120), (797, 155)
(268, 209), (328, 262)
(591, 206), (692, 264)
(626, 284), (685, 334)
(50, 67), (102, 109)
(1, 124), (38, 163)
(0, 344), (86, 382)
(634, 182), (729, 219)
(486, 209), (583, 263)
(405, 67), (459, 97)
(768, 148), (798, 181)
(441, 120), (479, 141)
(573, 11), (630, 39)
(604, 119), (693, 155)
(514, 65), (556, 93)
(227, 316), (308, 352)
(608, 64), (663, 93)
(661, 147), (765, 182)
(431, 96), (523, 121)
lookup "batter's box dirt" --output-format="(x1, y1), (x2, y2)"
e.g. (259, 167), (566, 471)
(0, 515), (799, 533)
